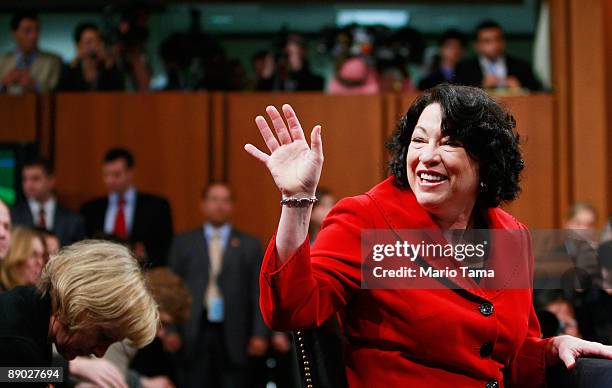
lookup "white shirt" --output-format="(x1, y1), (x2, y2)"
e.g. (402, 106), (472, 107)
(28, 197), (56, 229)
(479, 55), (508, 86)
(104, 187), (137, 235)
(203, 222), (232, 250)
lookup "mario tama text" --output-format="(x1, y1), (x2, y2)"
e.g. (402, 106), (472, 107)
(372, 265), (495, 279)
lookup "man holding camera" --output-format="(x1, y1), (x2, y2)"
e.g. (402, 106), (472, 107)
(58, 22), (124, 91)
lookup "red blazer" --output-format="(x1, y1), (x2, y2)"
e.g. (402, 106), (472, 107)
(260, 177), (550, 388)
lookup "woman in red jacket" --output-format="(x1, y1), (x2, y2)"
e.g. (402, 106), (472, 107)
(244, 84), (612, 387)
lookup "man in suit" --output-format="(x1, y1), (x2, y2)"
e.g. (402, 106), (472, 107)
(0, 11), (61, 94)
(11, 158), (85, 247)
(454, 20), (541, 91)
(80, 147), (173, 267)
(169, 182), (269, 388)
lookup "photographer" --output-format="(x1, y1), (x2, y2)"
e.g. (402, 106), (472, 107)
(255, 34), (323, 92)
(58, 22), (124, 91)
(109, 7), (152, 92)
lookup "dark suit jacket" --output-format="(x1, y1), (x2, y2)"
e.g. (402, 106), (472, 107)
(80, 192), (173, 267)
(0, 286), (52, 368)
(418, 68), (452, 91)
(169, 226), (269, 365)
(10, 201), (86, 247)
(58, 62), (124, 91)
(454, 55), (542, 91)
(548, 358), (612, 388)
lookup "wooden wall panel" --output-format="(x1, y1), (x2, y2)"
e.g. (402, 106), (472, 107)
(568, 0), (608, 223)
(605, 0), (612, 216)
(40, 91), (560, 239)
(550, 0), (572, 222)
(0, 94), (37, 142)
(54, 92), (210, 233)
(225, 93), (385, 244)
(382, 93), (404, 174)
(37, 94), (55, 159)
(502, 95), (555, 228)
(210, 92), (226, 181)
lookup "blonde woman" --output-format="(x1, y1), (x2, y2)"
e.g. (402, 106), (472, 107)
(0, 226), (46, 291)
(0, 240), (159, 368)
(81, 267), (192, 388)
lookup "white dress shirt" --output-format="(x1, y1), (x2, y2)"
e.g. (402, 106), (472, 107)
(27, 197), (56, 229)
(104, 187), (137, 236)
(479, 55), (508, 86)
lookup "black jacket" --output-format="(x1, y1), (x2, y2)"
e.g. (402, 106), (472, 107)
(454, 55), (542, 91)
(10, 201), (86, 247)
(0, 286), (52, 368)
(58, 61), (124, 91)
(418, 68), (453, 91)
(80, 191), (173, 267)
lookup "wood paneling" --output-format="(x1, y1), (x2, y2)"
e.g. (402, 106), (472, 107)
(0, 94), (37, 143)
(502, 95), (555, 228)
(605, 0), (612, 216)
(21, 92), (566, 238)
(550, 0), (610, 225)
(568, 0), (608, 222)
(225, 93), (385, 244)
(550, 0), (572, 223)
(38, 94), (55, 159)
(54, 92), (210, 233)
(210, 92), (226, 182)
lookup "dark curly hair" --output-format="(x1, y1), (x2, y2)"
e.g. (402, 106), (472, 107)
(386, 83), (524, 209)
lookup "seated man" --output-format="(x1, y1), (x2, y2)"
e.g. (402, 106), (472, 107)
(0, 11), (61, 94)
(454, 20), (541, 91)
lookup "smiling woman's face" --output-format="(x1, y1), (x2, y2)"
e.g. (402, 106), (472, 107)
(406, 103), (480, 223)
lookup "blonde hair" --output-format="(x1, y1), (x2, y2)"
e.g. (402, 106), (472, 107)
(0, 226), (43, 289)
(38, 240), (159, 349)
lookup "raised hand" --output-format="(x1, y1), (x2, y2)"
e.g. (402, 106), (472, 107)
(244, 104), (323, 198)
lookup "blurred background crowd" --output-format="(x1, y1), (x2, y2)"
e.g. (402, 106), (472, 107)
(0, 3), (548, 95)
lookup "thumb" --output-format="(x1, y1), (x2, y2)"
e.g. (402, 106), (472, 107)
(559, 348), (576, 369)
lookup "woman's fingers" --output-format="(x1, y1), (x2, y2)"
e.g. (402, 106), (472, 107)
(282, 104), (305, 141)
(310, 125), (323, 159)
(244, 144), (270, 164)
(266, 105), (293, 145)
(558, 347), (576, 369)
(558, 340), (612, 370)
(583, 343), (612, 359)
(255, 115), (280, 153)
